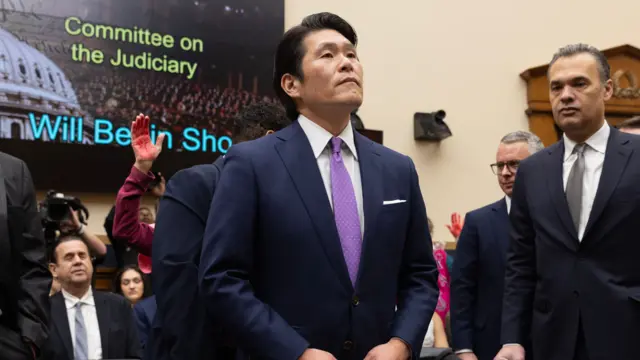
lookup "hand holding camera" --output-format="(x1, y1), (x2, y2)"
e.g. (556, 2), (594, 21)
(59, 206), (84, 235)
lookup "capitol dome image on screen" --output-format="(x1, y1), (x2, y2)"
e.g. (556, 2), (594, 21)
(0, 27), (92, 143)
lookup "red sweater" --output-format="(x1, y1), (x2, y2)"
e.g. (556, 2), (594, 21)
(113, 166), (155, 256)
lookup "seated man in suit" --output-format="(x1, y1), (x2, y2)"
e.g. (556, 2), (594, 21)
(43, 236), (141, 360)
(199, 12), (439, 360)
(150, 101), (290, 360)
(450, 131), (543, 360)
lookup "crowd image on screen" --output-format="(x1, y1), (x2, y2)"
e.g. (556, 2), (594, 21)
(72, 66), (277, 143)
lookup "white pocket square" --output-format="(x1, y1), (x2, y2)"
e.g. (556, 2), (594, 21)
(383, 199), (406, 205)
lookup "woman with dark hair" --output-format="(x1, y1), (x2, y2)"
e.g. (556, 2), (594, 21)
(114, 265), (157, 353)
(113, 265), (147, 306)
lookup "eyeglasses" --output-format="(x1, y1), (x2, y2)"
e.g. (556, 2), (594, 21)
(490, 160), (520, 175)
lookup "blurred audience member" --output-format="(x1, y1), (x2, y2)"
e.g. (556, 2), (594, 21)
(446, 212), (464, 241)
(43, 236), (140, 360)
(113, 114), (166, 271)
(0, 151), (50, 360)
(617, 115), (640, 135)
(451, 131), (542, 360)
(422, 312), (450, 349)
(445, 212), (464, 273)
(113, 266), (147, 307)
(430, 217), (451, 323)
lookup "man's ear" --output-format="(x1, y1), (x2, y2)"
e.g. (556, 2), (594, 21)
(49, 262), (57, 278)
(281, 74), (301, 99)
(265, 130), (274, 136)
(603, 78), (614, 101)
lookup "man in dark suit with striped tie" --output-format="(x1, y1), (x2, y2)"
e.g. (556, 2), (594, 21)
(42, 236), (140, 360)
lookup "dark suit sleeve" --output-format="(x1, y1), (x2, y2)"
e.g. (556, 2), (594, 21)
(390, 157), (440, 358)
(152, 166), (216, 359)
(16, 160), (51, 350)
(121, 297), (142, 359)
(501, 163), (536, 345)
(198, 148), (309, 360)
(450, 212), (479, 350)
(132, 304), (149, 350)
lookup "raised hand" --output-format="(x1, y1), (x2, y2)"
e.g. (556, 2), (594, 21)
(445, 212), (464, 240)
(131, 113), (165, 173)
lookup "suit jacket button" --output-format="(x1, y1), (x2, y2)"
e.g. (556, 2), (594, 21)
(343, 340), (353, 351)
(573, 290), (579, 297)
(352, 296), (360, 306)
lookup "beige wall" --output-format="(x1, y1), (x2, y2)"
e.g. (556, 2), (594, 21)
(71, 0), (639, 240)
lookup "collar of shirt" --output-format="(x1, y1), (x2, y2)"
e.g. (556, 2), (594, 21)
(62, 288), (95, 309)
(297, 114), (358, 160)
(505, 196), (511, 214)
(563, 121), (610, 161)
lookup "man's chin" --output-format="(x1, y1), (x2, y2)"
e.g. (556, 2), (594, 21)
(70, 273), (88, 282)
(556, 116), (583, 130)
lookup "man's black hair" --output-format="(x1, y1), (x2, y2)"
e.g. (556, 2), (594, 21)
(49, 235), (87, 264)
(618, 116), (640, 130)
(272, 12), (358, 121)
(233, 101), (291, 142)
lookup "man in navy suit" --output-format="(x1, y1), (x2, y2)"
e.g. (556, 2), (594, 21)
(495, 44), (640, 360)
(450, 131), (543, 360)
(149, 102), (290, 360)
(199, 12), (439, 360)
(133, 295), (156, 353)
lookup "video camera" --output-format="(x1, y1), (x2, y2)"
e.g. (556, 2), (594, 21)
(39, 191), (90, 243)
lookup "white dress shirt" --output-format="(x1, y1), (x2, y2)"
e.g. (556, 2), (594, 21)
(562, 122), (609, 241)
(297, 115), (364, 237)
(62, 288), (102, 360)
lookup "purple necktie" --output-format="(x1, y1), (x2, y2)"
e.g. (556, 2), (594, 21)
(330, 137), (362, 285)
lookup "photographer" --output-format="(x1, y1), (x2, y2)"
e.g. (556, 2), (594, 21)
(58, 206), (107, 259)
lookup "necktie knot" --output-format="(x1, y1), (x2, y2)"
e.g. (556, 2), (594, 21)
(574, 143), (587, 155)
(330, 137), (342, 155)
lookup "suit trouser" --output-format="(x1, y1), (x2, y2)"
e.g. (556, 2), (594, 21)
(0, 323), (32, 360)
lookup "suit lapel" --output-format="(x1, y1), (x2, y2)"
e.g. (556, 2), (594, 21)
(51, 293), (74, 358)
(583, 129), (633, 238)
(353, 133), (382, 287)
(545, 142), (579, 248)
(0, 163), (10, 270)
(275, 122), (352, 293)
(94, 292), (110, 356)
(490, 199), (510, 260)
